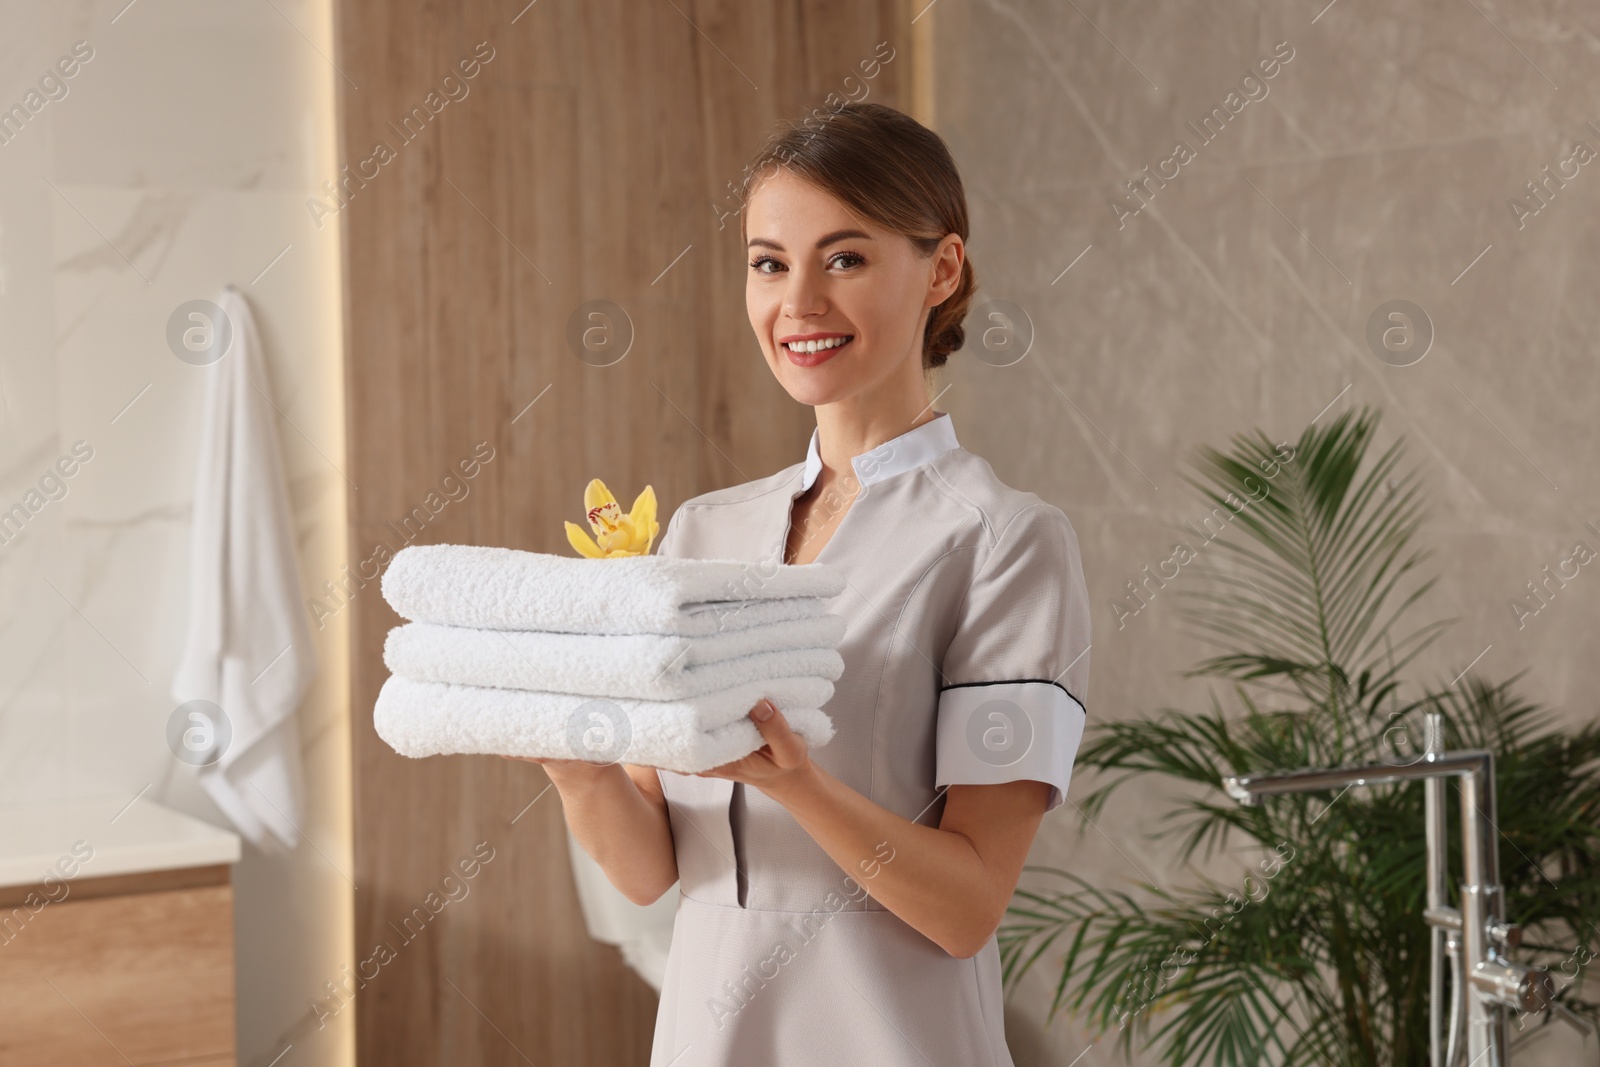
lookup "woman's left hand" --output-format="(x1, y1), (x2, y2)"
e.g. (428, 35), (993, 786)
(692, 698), (813, 792)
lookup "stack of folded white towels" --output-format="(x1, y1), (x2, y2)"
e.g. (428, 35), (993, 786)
(373, 544), (847, 773)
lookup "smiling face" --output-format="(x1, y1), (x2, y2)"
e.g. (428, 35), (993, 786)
(745, 169), (963, 409)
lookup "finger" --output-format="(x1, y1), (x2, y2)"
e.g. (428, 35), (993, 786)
(750, 699), (807, 766)
(697, 760), (738, 778)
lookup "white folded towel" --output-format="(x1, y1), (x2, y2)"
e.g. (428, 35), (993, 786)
(383, 614), (846, 701)
(381, 544), (845, 635)
(374, 675), (836, 773)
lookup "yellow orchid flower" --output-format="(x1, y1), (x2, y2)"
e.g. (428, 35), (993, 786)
(564, 479), (660, 558)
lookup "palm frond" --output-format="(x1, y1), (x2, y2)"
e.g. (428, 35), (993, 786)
(1004, 405), (1600, 1065)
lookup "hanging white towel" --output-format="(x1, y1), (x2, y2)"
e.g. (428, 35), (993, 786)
(380, 543), (845, 635)
(170, 284), (317, 850)
(373, 674), (835, 773)
(382, 615), (846, 700)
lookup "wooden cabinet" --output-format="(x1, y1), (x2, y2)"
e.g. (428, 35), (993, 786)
(0, 864), (238, 1065)
(0, 800), (241, 1065)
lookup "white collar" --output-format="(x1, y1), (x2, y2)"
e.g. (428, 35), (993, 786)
(799, 412), (960, 492)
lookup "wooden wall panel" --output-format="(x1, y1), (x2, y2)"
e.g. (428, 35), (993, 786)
(335, 1), (916, 1063)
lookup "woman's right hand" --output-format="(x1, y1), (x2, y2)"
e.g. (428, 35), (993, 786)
(500, 754), (676, 905)
(501, 753), (622, 787)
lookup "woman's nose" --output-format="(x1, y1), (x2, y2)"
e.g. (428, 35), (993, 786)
(781, 267), (828, 318)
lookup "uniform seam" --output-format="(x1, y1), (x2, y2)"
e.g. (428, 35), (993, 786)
(938, 501), (1087, 714)
(957, 500), (1075, 622)
(928, 456), (995, 546)
(991, 499), (1071, 555)
(926, 460), (997, 644)
(938, 676), (1087, 712)
(856, 464), (992, 814)
(677, 896), (887, 916)
(928, 464), (1073, 585)
(966, 952), (1004, 1067)
(671, 465), (803, 513)
(867, 537), (985, 814)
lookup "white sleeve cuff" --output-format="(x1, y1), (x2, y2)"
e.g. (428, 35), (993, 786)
(935, 680), (1087, 814)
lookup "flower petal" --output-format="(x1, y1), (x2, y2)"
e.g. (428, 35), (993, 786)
(584, 478), (617, 512)
(588, 499), (623, 536)
(564, 521), (606, 559)
(629, 485), (657, 527)
(629, 486), (659, 554)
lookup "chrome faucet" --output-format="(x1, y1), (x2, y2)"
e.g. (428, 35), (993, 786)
(1221, 713), (1561, 1066)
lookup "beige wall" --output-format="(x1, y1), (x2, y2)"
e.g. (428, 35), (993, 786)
(932, 1), (1600, 1063)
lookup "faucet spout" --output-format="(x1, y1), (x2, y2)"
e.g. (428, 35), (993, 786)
(1223, 750), (1492, 807)
(1221, 775), (1259, 806)
(1221, 736), (1550, 1066)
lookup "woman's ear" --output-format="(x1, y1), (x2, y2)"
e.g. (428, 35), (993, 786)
(928, 234), (964, 307)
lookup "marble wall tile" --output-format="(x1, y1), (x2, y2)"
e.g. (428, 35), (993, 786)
(48, 0), (326, 190)
(0, 1), (350, 1065)
(940, 1), (1600, 1063)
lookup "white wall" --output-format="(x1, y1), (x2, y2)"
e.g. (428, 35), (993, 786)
(0, 2), (350, 1064)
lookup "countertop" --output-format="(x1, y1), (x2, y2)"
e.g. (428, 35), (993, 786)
(0, 794), (241, 889)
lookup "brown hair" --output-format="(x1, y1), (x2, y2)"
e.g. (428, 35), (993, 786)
(738, 102), (977, 372)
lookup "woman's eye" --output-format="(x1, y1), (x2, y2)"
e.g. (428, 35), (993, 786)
(749, 252), (863, 274)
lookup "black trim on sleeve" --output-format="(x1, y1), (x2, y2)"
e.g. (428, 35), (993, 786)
(937, 677), (1087, 717)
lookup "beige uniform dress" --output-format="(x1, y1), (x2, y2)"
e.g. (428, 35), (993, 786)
(648, 411), (1091, 1067)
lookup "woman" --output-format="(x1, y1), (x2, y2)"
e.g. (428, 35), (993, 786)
(527, 102), (1090, 1066)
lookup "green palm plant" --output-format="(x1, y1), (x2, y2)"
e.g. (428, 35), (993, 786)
(1000, 405), (1600, 1065)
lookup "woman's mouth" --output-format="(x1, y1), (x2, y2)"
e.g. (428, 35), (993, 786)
(782, 334), (853, 367)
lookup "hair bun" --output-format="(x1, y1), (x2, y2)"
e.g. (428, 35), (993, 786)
(923, 256), (977, 370)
